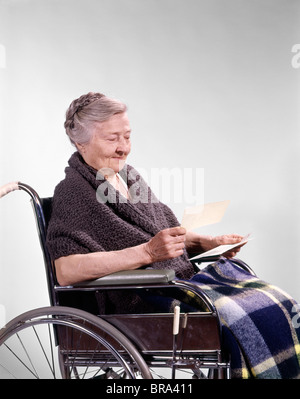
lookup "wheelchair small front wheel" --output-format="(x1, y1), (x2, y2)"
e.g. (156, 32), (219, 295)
(0, 306), (152, 379)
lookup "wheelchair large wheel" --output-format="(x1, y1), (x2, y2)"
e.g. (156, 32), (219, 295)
(0, 306), (152, 379)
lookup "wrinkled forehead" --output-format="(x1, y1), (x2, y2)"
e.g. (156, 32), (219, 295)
(92, 112), (131, 135)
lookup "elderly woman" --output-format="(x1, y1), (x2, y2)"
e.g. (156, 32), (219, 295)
(47, 92), (300, 379)
(48, 92), (242, 287)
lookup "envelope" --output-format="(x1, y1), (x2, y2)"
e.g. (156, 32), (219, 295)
(181, 200), (230, 231)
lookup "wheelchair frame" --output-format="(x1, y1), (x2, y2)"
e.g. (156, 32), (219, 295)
(0, 182), (256, 379)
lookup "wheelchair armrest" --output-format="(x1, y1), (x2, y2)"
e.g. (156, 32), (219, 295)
(190, 255), (220, 264)
(71, 269), (176, 287)
(190, 255), (256, 277)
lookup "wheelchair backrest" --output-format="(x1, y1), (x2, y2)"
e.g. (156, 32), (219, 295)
(17, 183), (57, 306)
(33, 196), (57, 306)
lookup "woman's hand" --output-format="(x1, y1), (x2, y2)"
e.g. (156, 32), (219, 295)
(210, 234), (245, 258)
(145, 227), (186, 263)
(185, 232), (246, 259)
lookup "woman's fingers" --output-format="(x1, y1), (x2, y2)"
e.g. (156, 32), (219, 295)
(215, 234), (243, 246)
(146, 227), (186, 262)
(215, 234), (247, 258)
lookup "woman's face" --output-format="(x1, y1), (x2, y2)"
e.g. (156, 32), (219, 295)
(78, 112), (131, 173)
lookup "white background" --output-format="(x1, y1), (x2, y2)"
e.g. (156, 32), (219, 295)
(0, 0), (299, 324)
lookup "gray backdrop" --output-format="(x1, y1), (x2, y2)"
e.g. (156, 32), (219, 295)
(0, 0), (299, 324)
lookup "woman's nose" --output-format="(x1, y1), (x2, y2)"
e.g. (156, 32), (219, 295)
(116, 137), (131, 154)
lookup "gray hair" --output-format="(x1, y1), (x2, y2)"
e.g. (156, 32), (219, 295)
(64, 92), (127, 145)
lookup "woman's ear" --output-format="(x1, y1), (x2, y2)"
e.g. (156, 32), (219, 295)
(75, 142), (85, 154)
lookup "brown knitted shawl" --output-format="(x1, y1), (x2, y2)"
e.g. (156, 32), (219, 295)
(46, 152), (195, 281)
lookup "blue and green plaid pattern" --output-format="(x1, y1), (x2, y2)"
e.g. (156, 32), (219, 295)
(191, 259), (300, 379)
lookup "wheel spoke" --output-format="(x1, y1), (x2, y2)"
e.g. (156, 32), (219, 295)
(0, 307), (152, 379)
(3, 342), (38, 378)
(32, 324), (56, 378)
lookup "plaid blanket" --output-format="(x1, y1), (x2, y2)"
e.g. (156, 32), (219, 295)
(190, 258), (300, 379)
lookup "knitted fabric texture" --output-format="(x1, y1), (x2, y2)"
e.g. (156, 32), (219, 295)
(46, 152), (195, 280)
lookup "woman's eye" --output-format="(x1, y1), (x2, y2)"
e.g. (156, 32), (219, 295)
(106, 134), (130, 142)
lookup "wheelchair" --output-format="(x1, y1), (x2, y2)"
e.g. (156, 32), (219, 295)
(0, 181), (256, 379)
